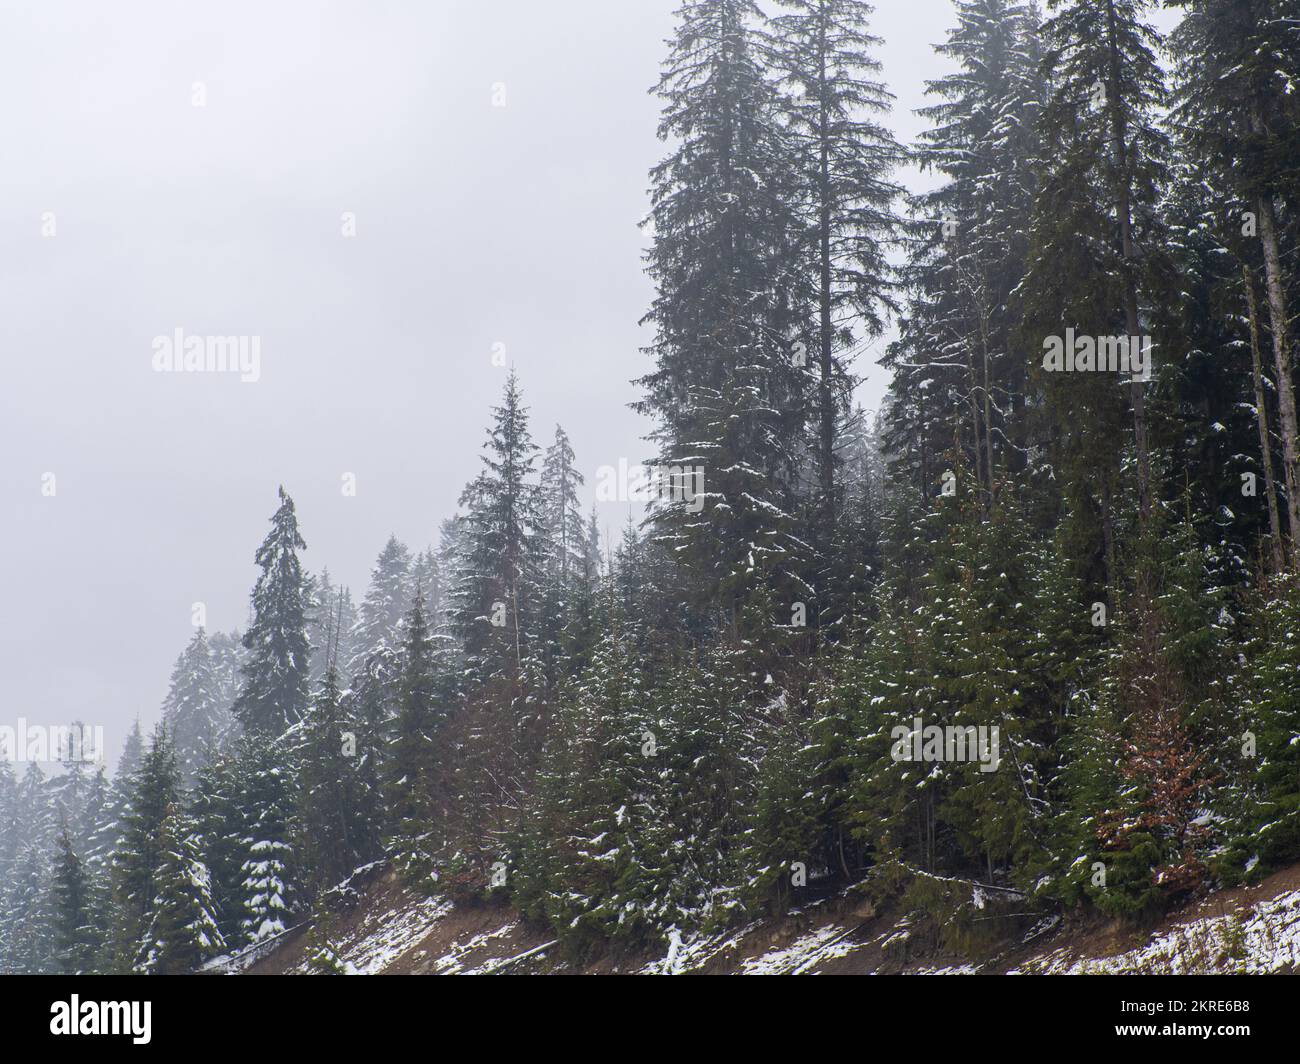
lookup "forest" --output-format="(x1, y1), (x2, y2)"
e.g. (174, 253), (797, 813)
(3, 0), (1300, 973)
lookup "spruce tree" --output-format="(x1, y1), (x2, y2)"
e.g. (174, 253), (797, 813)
(636, 0), (813, 624)
(1024, 0), (1170, 552)
(767, 0), (903, 578)
(1169, 0), (1300, 557)
(0, 765), (56, 973)
(51, 826), (100, 973)
(308, 569), (357, 687)
(110, 726), (179, 972)
(385, 591), (442, 876)
(451, 371), (545, 682)
(348, 535), (412, 679)
(160, 628), (229, 787)
(134, 807), (225, 974)
(885, 0), (1042, 507)
(232, 486), (312, 736)
(190, 752), (247, 948)
(298, 660), (368, 894)
(233, 733), (300, 945)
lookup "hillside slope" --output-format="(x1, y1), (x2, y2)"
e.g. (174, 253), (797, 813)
(224, 863), (1300, 975)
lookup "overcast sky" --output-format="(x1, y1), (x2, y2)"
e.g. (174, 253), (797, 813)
(0, 0), (1180, 770)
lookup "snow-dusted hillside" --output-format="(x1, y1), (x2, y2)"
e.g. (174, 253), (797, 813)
(233, 862), (1300, 976)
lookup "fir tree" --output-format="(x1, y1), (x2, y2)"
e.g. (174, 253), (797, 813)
(134, 807), (225, 974)
(348, 535), (412, 680)
(297, 660), (368, 895)
(636, 0), (814, 624)
(1169, 0), (1300, 556)
(232, 486), (312, 736)
(160, 628), (229, 787)
(767, 0), (903, 577)
(234, 733), (300, 945)
(386, 590), (441, 874)
(51, 826), (100, 973)
(451, 372), (545, 682)
(1, 765), (56, 973)
(190, 752), (247, 948)
(110, 726), (179, 971)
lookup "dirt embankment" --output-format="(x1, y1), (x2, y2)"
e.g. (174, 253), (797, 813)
(235, 863), (1300, 975)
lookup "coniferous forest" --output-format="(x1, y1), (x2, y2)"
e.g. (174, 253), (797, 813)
(5, 0), (1300, 980)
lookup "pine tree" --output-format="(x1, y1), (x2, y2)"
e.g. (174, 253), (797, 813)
(134, 807), (225, 973)
(767, 0), (903, 577)
(742, 702), (824, 917)
(234, 733), (300, 945)
(308, 569), (357, 687)
(51, 826), (100, 973)
(1070, 518), (1229, 916)
(344, 647), (398, 866)
(190, 752), (247, 948)
(408, 547), (443, 628)
(208, 630), (247, 720)
(1234, 577), (1300, 870)
(385, 590), (441, 874)
(46, 721), (100, 857)
(1170, 0), (1300, 556)
(348, 535), (412, 680)
(110, 726), (180, 971)
(536, 424), (591, 689)
(298, 661), (368, 895)
(516, 624), (660, 953)
(0, 753), (16, 968)
(452, 372), (545, 682)
(1024, 0), (1170, 554)
(160, 628), (229, 787)
(232, 486), (312, 736)
(84, 721), (145, 880)
(539, 425), (586, 587)
(636, 0), (813, 624)
(1, 764), (56, 973)
(885, 0), (1043, 508)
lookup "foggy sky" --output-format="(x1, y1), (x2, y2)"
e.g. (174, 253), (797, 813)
(0, 0), (1179, 770)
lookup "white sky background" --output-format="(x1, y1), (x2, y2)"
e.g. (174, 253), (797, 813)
(0, 0), (1180, 768)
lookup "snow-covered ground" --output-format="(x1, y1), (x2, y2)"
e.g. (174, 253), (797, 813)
(287, 895), (452, 974)
(1015, 888), (1300, 975)
(738, 924), (867, 974)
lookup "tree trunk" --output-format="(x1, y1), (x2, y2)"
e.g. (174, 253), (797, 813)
(1105, 0), (1152, 521)
(816, 17), (836, 546)
(1255, 190), (1300, 557)
(1243, 264), (1287, 574)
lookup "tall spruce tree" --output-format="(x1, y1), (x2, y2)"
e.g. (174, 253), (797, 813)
(451, 372), (545, 682)
(636, 0), (813, 626)
(1169, 0), (1300, 558)
(232, 486), (312, 736)
(1025, 0), (1170, 557)
(767, 0), (903, 581)
(885, 0), (1042, 507)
